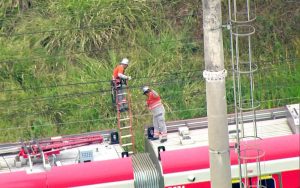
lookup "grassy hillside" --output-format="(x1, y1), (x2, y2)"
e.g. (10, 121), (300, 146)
(0, 0), (299, 151)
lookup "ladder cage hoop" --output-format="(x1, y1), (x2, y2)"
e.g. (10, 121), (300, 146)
(238, 136), (263, 149)
(239, 135), (263, 140)
(239, 148), (265, 161)
(234, 62), (258, 74)
(236, 102), (260, 111)
(229, 0), (256, 23)
(232, 25), (255, 37)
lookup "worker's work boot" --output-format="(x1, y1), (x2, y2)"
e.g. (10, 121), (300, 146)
(160, 138), (167, 143)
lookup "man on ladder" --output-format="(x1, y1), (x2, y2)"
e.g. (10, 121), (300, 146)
(112, 58), (135, 154)
(112, 58), (132, 112)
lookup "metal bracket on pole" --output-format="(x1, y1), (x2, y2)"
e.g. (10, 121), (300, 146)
(208, 23), (231, 31)
(209, 148), (230, 154)
(203, 69), (227, 82)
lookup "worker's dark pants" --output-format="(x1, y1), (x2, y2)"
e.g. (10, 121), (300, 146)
(111, 80), (128, 112)
(117, 85), (128, 112)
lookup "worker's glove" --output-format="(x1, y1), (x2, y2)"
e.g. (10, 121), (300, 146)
(127, 76), (132, 80)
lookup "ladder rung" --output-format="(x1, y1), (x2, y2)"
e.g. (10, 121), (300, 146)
(120, 126), (131, 130)
(120, 117), (130, 121)
(121, 134), (132, 139)
(117, 93), (127, 96)
(117, 101), (127, 104)
(122, 143), (133, 147)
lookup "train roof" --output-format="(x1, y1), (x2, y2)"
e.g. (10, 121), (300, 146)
(148, 105), (299, 153)
(145, 104), (300, 174)
(0, 130), (135, 187)
(148, 117), (294, 153)
(0, 131), (126, 174)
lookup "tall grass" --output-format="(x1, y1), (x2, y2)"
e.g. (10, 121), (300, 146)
(0, 0), (299, 151)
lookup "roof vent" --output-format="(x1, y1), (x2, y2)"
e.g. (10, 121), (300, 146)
(286, 104), (300, 133)
(178, 126), (194, 145)
(78, 150), (94, 163)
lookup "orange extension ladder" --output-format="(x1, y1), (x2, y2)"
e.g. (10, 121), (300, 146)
(112, 80), (135, 154)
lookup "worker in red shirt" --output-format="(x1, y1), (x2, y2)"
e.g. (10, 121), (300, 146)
(142, 86), (167, 143)
(112, 58), (131, 112)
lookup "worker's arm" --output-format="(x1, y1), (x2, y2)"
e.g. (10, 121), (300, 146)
(117, 73), (130, 80)
(115, 66), (131, 80)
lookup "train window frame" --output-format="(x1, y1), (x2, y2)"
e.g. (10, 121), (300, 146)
(232, 182), (245, 188)
(260, 177), (276, 188)
(231, 176), (276, 188)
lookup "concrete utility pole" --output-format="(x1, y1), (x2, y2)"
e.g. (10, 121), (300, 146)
(202, 1), (232, 188)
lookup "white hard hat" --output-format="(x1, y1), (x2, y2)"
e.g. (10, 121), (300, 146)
(142, 86), (150, 94)
(121, 58), (129, 65)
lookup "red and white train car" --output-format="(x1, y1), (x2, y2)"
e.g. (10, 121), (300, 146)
(145, 104), (299, 188)
(0, 105), (299, 188)
(156, 134), (299, 188)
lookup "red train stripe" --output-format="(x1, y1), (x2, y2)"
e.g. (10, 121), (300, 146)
(47, 157), (134, 187)
(0, 171), (47, 188)
(161, 134), (300, 174)
(0, 157), (134, 188)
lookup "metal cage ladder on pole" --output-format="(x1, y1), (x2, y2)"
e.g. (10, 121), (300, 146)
(228, 0), (265, 188)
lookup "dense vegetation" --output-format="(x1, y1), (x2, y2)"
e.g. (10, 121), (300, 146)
(0, 0), (299, 151)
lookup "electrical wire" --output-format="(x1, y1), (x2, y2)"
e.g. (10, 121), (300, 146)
(0, 70), (299, 110)
(1, 96), (299, 133)
(0, 80), (108, 92)
(0, 88), (206, 118)
(0, 88), (298, 119)
(0, 73), (295, 110)
(0, 57), (298, 93)
(0, 107), (207, 131)
(0, 73), (203, 105)
(0, 81), (299, 121)
(0, 69), (203, 92)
